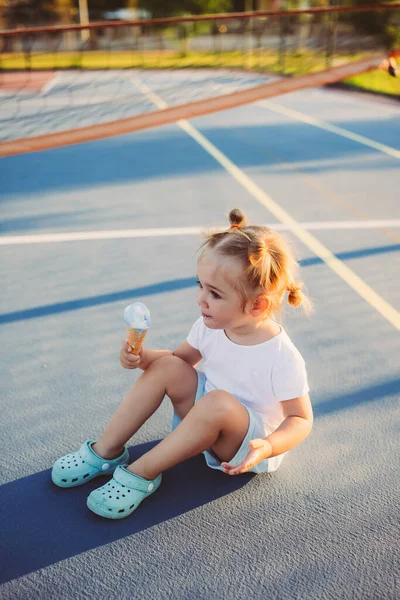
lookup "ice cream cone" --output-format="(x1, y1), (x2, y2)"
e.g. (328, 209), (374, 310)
(126, 327), (147, 355)
(124, 301), (151, 355)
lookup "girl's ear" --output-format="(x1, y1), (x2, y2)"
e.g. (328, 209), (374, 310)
(250, 294), (270, 316)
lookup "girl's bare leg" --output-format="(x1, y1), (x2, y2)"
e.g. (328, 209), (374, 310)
(93, 355), (198, 459)
(128, 391), (250, 481)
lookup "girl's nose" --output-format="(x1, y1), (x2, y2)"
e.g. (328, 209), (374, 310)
(197, 290), (208, 308)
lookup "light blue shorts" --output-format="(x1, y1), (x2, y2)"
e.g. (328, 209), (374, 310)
(171, 370), (284, 475)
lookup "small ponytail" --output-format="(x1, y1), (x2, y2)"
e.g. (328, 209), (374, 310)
(287, 281), (304, 308)
(287, 281), (314, 314)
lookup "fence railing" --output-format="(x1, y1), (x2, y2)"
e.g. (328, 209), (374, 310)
(1, 4), (399, 75)
(1, 4), (398, 151)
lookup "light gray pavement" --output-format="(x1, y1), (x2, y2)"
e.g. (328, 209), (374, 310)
(0, 82), (399, 599)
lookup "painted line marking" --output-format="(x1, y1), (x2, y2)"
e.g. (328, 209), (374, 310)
(257, 100), (400, 161)
(40, 72), (62, 95)
(1, 220), (400, 246)
(0, 227), (203, 246)
(132, 78), (400, 331)
(134, 78), (169, 110)
(0, 95), (136, 108)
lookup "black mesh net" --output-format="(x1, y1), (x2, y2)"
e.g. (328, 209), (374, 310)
(0, 5), (398, 144)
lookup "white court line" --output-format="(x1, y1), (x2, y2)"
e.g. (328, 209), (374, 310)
(133, 78), (400, 331)
(0, 96), (126, 107)
(1, 220), (400, 246)
(134, 79), (168, 110)
(0, 227), (202, 245)
(40, 72), (62, 95)
(257, 100), (400, 161)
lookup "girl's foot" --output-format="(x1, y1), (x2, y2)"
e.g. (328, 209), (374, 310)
(91, 441), (126, 460)
(87, 466), (162, 519)
(51, 440), (129, 488)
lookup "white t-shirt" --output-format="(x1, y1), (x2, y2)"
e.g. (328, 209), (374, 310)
(187, 317), (309, 435)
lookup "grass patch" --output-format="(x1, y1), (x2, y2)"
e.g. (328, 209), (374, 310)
(2, 50), (396, 98)
(0, 49), (364, 73)
(343, 69), (400, 97)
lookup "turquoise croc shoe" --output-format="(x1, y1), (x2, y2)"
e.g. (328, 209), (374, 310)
(51, 440), (129, 488)
(87, 465), (162, 519)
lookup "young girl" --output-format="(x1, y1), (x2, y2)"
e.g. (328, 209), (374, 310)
(52, 208), (313, 520)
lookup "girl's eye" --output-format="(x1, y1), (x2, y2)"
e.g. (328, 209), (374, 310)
(211, 291), (221, 299)
(197, 279), (221, 299)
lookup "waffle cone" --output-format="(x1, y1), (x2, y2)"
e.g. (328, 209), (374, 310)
(126, 327), (147, 355)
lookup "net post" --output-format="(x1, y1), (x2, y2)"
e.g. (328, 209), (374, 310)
(132, 22), (139, 53)
(79, 0), (90, 44)
(0, 32), (3, 76)
(128, 24), (135, 68)
(157, 22), (164, 67)
(241, 17), (245, 69)
(247, 14), (254, 70)
(255, 16), (262, 72)
(0, 33), (3, 103)
(278, 14), (286, 74)
(22, 32), (32, 73)
(106, 24), (111, 70)
(78, 29), (85, 70)
(212, 18), (221, 58)
(138, 20), (144, 68)
(178, 22), (189, 57)
(325, 11), (338, 69)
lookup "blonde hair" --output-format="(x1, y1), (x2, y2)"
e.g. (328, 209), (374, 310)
(199, 208), (313, 317)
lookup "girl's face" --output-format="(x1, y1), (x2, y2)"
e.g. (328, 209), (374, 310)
(196, 252), (250, 330)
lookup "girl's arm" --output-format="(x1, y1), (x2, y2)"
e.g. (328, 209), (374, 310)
(263, 394), (313, 458)
(221, 394), (313, 475)
(121, 341), (201, 371)
(138, 348), (173, 370)
(173, 341), (202, 367)
(222, 394), (313, 475)
(140, 341), (202, 370)
(120, 343), (172, 371)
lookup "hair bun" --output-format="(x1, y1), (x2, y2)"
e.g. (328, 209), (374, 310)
(229, 208), (247, 229)
(287, 281), (304, 307)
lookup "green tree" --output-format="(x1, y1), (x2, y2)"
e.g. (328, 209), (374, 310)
(347, 0), (399, 50)
(4, 0), (58, 27)
(83, 0), (129, 21)
(139, 0), (233, 19)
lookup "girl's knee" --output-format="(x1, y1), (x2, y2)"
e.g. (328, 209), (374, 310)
(152, 356), (197, 407)
(196, 390), (237, 418)
(149, 354), (191, 377)
(145, 355), (194, 395)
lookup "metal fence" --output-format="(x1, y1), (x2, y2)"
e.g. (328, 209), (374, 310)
(0, 4), (398, 152)
(1, 4), (399, 74)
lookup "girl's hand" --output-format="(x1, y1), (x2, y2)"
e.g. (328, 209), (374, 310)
(120, 341), (142, 370)
(221, 438), (272, 476)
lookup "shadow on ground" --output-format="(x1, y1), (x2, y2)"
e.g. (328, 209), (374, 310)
(0, 441), (254, 584)
(1, 242), (399, 325)
(1, 119), (399, 201)
(1, 377), (398, 584)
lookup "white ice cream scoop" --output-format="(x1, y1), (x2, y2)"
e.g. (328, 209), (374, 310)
(124, 301), (151, 332)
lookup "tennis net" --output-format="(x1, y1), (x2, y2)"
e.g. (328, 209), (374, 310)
(0, 3), (398, 155)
